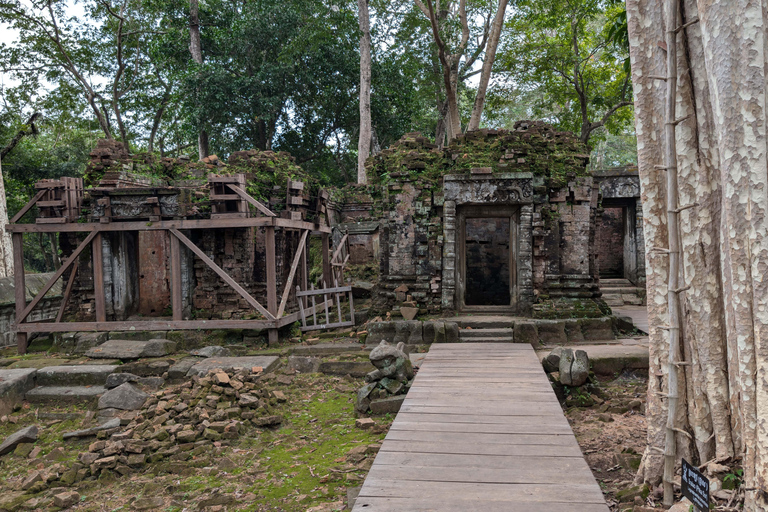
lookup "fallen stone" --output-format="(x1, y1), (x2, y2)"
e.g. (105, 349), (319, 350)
(558, 348), (590, 387)
(13, 443), (34, 458)
(190, 346), (231, 357)
(53, 491), (80, 508)
(74, 332), (109, 354)
(287, 356), (321, 373)
(0, 368), (37, 416)
(355, 418), (375, 429)
(514, 321), (539, 345)
(98, 383), (149, 410)
(212, 371), (230, 385)
(199, 493), (234, 507)
(62, 417), (121, 439)
(542, 347), (565, 373)
(252, 415), (282, 427)
(0, 425), (38, 456)
(133, 496), (164, 510)
(116, 360), (171, 377)
(86, 339), (176, 360)
(318, 361), (375, 377)
(399, 306), (419, 321)
(105, 373), (140, 389)
(186, 356), (280, 377)
(370, 395), (406, 415)
(167, 358), (200, 380)
(21, 470), (42, 490)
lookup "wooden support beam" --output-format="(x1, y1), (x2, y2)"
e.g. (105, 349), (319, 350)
(300, 236), (308, 292)
(226, 184), (276, 217)
(277, 230), (309, 318)
(6, 217), (332, 234)
(16, 230), (98, 325)
(169, 228), (275, 321)
(265, 226), (278, 345)
(13, 233), (27, 354)
(10, 190), (46, 224)
(170, 231), (183, 321)
(55, 259), (79, 323)
(321, 233), (331, 290)
(92, 233), (106, 322)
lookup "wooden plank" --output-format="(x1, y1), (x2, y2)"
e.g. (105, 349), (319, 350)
(92, 233), (106, 322)
(353, 497), (609, 512)
(12, 233), (27, 354)
(357, 480), (608, 504)
(277, 230), (308, 318)
(296, 285), (352, 297)
(170, 228), (275, 320)
(6, 217), (332, 234)
(383, 430), (580, 447)
(321, 233), (331, 288)
(366, 456), (596, 484)
(378, 439), (585, 458)
(16, 230), (98, 325)
(169, 231), (183, 321)
(55, 259), (79, 323)
(226, 184), (277, 217)
(10, 190), (46, 224)
(297, 286), (307, 328)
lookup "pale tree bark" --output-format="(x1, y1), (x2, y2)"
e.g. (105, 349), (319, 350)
(628, 0), (768, 508)
(0, 159), (15, 278)
(189, 0), (209, 160)
(467, 0), (508, 131)
(357, 0), (371, 184)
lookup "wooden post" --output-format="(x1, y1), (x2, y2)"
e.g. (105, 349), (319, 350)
(321, 233), (331, 291)
(265, 226), (278, 345)
(13, 233), (27, 354)
(170, 230), (183, 321)
(92, 233), (106, 322)
(300, 232), (308, 292)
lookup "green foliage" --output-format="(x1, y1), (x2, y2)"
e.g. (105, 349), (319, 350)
(723, 468), (744, 489)
(497, 0), (633, 147)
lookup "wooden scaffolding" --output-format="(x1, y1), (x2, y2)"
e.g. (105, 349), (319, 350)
(7, 174), (353, 354)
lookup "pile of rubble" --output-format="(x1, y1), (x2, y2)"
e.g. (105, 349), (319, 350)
(12, 368), (286, 492)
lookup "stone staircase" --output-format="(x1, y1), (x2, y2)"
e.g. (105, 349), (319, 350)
(25, 365), (116, 406)
(600, 278), (645, 307)
(455, 316), (516, 343)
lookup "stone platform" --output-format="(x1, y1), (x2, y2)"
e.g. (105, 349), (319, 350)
(0, 369), (37, 416)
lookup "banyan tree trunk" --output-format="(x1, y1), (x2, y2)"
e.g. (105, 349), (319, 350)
(627, 0), (768, 509)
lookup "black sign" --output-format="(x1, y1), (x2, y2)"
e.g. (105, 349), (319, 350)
(682, 458), (710, 511)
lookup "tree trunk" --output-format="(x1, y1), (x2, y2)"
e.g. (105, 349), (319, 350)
(628, 0), (768, 508)
(357, 0), (372, 184)
(189, 0), (209, 160)
(0, 159), (14, 278)
(467, 0), (508, 131)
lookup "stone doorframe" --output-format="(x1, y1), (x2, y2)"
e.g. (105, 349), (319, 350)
(441, 173), (534, 312)
(456, 205), (520, 311)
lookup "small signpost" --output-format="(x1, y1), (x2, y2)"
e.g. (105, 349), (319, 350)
(681, 458), (710, 511)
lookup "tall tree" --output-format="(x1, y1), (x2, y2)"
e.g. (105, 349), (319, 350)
(357, 0), (372, 184)
(499, 0), (632, 145)
(414, 0), (508, 143)
(627, 0), (768, 509)
(188, 0), (208, 159)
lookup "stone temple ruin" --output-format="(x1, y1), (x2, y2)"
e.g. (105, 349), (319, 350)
(3, 120), (645, 355)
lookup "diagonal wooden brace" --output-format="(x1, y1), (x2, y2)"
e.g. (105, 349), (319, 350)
(17, 230), (98, 324)
(10, 189), (46, 224)
(226, 184), (276, 217)
(277, 230), (309, 318)
(169, 228), (275, 321)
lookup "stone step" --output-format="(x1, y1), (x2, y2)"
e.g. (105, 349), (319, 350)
(26, 385), (106, 406)
(600, 287), (642, 295)
(455, 337), (518, 343)
(600, 279), (633, 287)
(450, 316), (518, 329)
(621, 294), (645, 306)
(36, 365), (117, 387)
(458, 328), (515, 339)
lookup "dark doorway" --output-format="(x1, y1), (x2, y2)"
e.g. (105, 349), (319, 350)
(464, 217), (511, 306)
(597, 207), (625, 278)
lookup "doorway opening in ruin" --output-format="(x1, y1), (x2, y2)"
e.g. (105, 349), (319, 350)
(457, 206), (518, 311)
(597, 199), (640, 284)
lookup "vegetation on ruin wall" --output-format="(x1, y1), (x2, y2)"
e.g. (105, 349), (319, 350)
(365, 121), (591, 187)
(83, 148), (317, 203)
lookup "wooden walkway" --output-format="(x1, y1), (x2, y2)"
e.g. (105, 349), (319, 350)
(353, 343), (609, 512)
